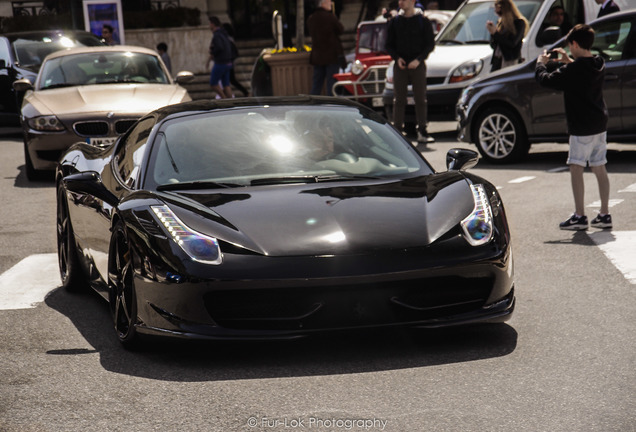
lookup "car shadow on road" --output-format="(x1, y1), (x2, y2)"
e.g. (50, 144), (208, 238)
(45, 287), (518, 382)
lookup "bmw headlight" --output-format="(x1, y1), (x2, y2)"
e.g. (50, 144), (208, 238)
(351, 59), (364, 75)
(461, 184), (493, 246)
(152, 205), (222, 265)
(28, 115), (65, 131)
(449, 59), (484, 83)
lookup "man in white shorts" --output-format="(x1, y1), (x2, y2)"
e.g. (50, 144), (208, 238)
(535, 24), (612, 231)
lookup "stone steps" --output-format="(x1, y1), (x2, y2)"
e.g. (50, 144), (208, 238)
(184, 31), (358, 100)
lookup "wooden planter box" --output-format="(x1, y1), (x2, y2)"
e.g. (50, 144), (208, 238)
(263, 51), (313, 96)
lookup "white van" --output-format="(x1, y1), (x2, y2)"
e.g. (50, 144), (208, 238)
(382, 0), (631, 123)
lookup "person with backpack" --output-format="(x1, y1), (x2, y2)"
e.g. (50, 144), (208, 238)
(385, 0), (436, 145)
(206, 16), (233, 99)
(222, 23), (249, 97)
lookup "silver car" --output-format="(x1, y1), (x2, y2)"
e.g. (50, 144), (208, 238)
(14, 45), (193, 180)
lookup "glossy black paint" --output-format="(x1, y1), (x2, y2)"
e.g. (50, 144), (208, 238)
(56, 96), (514, 343)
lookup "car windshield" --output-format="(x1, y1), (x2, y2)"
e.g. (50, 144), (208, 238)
(12, 34), (103, 68)
(146, 105), (432, 190)
(437, 0), (542, 44)
(38, 51), (169, 90)
(358, 22), (388, 55)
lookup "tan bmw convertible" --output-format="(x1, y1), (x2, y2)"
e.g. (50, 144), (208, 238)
(14, 45), (193, 180)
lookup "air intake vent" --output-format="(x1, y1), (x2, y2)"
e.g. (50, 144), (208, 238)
(74, 121), (109, 136)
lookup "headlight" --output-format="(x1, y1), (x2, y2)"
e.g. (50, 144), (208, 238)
(28, 115), (65, 131)
(449, 59), (484, 84)
(461, 184), (494, 246)
(458, 86), (474, 106)
(152, 205), (222, 265)
(351, 59), (364, 75)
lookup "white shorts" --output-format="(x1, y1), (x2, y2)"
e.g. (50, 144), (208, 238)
(567, 132), (607, 167)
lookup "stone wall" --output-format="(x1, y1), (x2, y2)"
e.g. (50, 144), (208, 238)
(126, 26), (212, 75)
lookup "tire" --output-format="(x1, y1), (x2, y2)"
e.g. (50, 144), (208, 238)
(473, 106), (529, 164)
(108, 220), (141, 349)
(56, 185), (86, 292)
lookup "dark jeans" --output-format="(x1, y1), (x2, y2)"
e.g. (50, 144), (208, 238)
(392, 61), (428, 133)
(311, 63), (340, 96)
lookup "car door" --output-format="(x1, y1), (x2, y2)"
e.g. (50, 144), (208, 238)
(589, 14), (633, 134)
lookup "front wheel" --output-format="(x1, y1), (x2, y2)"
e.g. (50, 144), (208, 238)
(473, 106), (529, 164)
(108, 220), (141, 349)
(56, 185), (86, 292)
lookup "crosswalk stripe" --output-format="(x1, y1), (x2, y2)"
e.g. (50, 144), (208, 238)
(0, 254), (61, 310)
(588, 231), (636, 284)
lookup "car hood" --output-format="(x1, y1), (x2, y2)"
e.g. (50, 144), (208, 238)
(27, 84), (189, 116)
(427, 44), (493, 77)
(171, 173), (475, 257)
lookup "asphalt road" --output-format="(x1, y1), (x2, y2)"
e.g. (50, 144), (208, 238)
(1, 127), (635, 432)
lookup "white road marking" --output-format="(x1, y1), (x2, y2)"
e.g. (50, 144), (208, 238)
(508, 176), (536, 184)
(589, 231), (636, 285)
(586, 199), (624, 208)
(547, 166), (569, 173)
(0, 254), (61, 310)
(618, 183), (636, 193)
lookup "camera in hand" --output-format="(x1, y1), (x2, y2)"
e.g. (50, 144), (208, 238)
(548, 50), (559, 59)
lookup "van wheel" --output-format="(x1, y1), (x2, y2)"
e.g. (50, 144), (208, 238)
(473, 107), (529, 164)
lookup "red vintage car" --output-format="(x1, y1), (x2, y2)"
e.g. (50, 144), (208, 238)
(333, 11), (453, 109)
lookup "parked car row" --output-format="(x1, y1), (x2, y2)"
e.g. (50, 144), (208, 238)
(457, 8), (636, 163)
(0, 30), (106, 127)
(333, 0), (634, 163)
(0, 29), (195, 180)
(14, 45), (193, 180)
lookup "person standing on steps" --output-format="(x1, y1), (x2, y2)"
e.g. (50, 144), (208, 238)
(206, 16), (234, 99)
(307, 0), (345, 96)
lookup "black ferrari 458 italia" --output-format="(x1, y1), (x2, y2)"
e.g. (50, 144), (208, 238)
(56, 96), (515, 348)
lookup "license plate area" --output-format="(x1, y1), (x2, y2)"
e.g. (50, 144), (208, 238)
(87, 137), (117, 146)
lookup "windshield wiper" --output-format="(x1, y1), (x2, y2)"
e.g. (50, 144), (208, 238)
(466, 40), (491, 44)
(156, 181), (244, 191)
(250, 174), (383, 186)
(438, 39), (465, 45)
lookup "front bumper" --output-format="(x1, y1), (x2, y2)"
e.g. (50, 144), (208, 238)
(131, 235), (515, 340)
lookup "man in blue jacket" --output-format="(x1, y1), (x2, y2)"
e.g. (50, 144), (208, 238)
(206, 15), (233, 99)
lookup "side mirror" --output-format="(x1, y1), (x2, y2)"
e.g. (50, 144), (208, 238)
(63, 171), (118, 207)
(12, 78), (33, 92)
(174, 71), (194, 84)
(540, 26), (562, 46)
(446, 148), (478, 171)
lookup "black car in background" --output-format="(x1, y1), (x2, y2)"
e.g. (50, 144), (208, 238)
(456, 10), (636, 163)
(0, 30), (105, 127)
